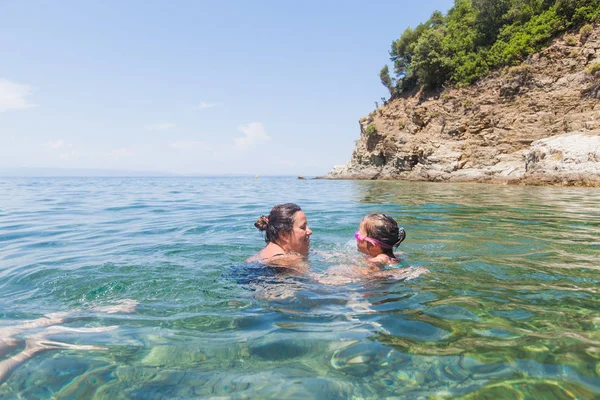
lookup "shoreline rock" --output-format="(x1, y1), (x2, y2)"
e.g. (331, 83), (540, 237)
(325, 26), (600, 187)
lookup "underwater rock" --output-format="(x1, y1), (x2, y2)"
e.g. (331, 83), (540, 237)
(141, 345), (208, 367)
(249, 340), (310, 361)
(425, 305), (480, 321)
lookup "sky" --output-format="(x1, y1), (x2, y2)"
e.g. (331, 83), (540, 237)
(0, 0), (454, 176)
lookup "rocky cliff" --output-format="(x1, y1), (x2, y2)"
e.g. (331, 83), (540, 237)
(327, 26), (600, 186)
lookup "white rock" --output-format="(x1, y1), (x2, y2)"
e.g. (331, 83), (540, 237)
(525, 131), (600, 175)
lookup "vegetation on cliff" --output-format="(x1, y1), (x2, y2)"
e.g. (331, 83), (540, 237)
(380, 0), (600, 93)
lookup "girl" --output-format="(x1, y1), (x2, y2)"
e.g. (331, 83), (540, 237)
(355, 213), (406, 269)
(317, 213), (408, 285)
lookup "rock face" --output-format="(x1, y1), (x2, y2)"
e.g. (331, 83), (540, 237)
(522, 131), (600, 185)
(327, 26), (600, 186)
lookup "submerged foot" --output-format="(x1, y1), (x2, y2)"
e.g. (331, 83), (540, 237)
(27, 338), (108, 352)
(41, 325), (118, 335)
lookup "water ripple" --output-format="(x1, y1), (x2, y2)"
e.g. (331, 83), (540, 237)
(0, 177), (599, 398)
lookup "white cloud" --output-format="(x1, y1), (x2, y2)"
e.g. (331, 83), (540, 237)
(108, 148), (135, 159)
(170, 140), (208, 151)
(42, 139), (82, 160)
(197, 101), (221, 109)
(0, 79), (37, 112)
(145, 122), (176, 131)
(234, 122), (270, 151)
(44, 140), (66, 149)
(59, 150), (82, 160)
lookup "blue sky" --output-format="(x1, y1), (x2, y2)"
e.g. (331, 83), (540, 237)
(0, 0), (454, 176)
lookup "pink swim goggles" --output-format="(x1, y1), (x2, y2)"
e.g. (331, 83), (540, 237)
(354, 230), (394, 249)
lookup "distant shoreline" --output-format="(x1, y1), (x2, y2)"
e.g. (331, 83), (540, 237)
(0, 169), (315, 178)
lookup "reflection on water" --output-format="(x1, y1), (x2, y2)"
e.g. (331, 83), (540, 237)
(0, 177), (599, 398)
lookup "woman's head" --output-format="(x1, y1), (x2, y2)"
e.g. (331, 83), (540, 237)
(255, 203), (312, 255)
(356, 213), (406, 256)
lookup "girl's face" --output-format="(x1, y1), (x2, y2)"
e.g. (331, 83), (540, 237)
(281, 211), (312, 256)
(356, 221), (371, 256)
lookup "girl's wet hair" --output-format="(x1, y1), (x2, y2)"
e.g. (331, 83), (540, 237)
(255, 203), (302, 243)
(361, 213), (406, 255)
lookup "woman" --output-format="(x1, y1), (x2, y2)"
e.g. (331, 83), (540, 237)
(247, 203), (312, 272)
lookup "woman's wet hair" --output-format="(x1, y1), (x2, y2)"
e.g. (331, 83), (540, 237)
(255, 203), (302, 244)
(362, 213), (406, 255)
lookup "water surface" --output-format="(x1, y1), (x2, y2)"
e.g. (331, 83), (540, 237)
(0, 177), (599, 398)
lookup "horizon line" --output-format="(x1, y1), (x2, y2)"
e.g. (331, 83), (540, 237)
(0, 167), (321, 178)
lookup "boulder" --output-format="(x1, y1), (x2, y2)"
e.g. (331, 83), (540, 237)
(525, 131), (600, 175)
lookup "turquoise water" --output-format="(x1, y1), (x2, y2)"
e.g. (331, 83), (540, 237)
(0, 177), (599, 398)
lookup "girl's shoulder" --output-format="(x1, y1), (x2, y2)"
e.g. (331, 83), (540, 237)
(368, 254), (400, 268)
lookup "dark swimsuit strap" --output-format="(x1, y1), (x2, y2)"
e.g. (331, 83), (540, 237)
(256, 253), (284, 263)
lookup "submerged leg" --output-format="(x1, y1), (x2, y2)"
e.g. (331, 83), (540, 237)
(0, 336), (109, 383)
(0, 300), (136, 383)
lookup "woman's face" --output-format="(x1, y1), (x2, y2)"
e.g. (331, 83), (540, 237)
(283, 211), (312, 256)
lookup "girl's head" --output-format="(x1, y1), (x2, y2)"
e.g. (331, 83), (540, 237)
(255, 203), (312, 255)
(355, 213), (406, 257)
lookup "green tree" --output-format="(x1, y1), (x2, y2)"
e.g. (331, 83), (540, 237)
(429, 10), (445, 27)
(453, 52), (490, 85)
(505, 0), (551, 24)
(443, 0), (489, 85)
(390, 24), (427, 77)
(411, 28), (452, 88)
(556, 0), (600, 26)
(473, 0), (511, 45)
(379, 65), (394, 95)
(389, 10), (446, 80)
(383, 0), (599, 91)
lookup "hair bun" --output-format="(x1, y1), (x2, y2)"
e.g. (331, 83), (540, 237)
(254, 215), (269, 231)
(394, 227), (406, 247)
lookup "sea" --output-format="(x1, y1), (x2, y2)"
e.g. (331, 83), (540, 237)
(0, 176), (599, 398)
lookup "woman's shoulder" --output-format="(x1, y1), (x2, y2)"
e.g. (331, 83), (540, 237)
(247, 244), (283, 263)
(247, 251), (308, 274)
(246, 253), (283, 263)
(267, 252), (308, 272)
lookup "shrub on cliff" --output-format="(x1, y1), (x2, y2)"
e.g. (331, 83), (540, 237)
(565, 35), (578, 45)
(580, 24), (593, 41)
(586, 62), (600, 75)
(487, 8), (563, 67)
(555, 0), (600, 26)
(365, 124), (378, 135)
